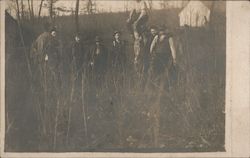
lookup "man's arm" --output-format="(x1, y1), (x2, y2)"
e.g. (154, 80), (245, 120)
(150, 35), (158, 54)
(127, 9), (135, 23)
(169, 37), (177, 65)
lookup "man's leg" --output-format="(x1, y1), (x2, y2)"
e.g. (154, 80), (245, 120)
(126, 20), (134, 38)
(133, 14), (149, 74)
(134, 15), (149, 36)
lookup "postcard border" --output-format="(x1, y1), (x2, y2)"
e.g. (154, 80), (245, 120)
(1, 1), (250, 158)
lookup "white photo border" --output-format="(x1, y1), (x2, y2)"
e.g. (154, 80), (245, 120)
(0, 1), (249, 158)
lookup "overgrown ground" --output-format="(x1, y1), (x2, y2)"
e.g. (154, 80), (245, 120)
(5, 8), (226, 152)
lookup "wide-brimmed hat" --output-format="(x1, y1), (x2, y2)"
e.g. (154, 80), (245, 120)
(95, 36), (101, 42)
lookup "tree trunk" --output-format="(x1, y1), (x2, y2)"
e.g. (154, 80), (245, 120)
(148, 0), (153, 10)
(15, 0), (20, 21)
(38, 0), (45, 18)
(49, 0), (54, 22)
(27, 0), (32, 19)
(210, 1), (216, 25)
(86, 0), (93, 14)
(75, 0), (80, 34)
(20, 0), (24, 19)
(31, 0), (34, 18)
(160, 1), (166, 9)
(124, 1), (129, 12)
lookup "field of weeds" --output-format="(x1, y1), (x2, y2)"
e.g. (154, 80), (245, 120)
(5, 8), (225, 152)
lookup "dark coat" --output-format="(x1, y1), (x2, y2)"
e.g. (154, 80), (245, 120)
(110, 40), (127, 70)
(88, 44), (108, 75)
(47, 37), (60, 70)
(151, 33), (173, 75)
(30, 32), (51, 64)
(70, 41), (85, 71)
(31, 32), (60, 71)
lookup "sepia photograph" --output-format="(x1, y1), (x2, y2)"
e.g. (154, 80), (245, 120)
(0, 0), (233, 155)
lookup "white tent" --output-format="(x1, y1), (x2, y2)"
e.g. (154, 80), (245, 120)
(179, 1), (211, 27)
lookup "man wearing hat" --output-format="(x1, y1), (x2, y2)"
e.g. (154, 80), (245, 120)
(30, 24), (61, 85)
(88, 36), (108, 82)
(42, 26), (61, 83)
(111, 31), (127, 72)
(70, 34), (86, 73)
(30, 24), (61, 124)
(68, 34), (86, 102)
(31, 23), (52, 67)
(45, 27), (60, 71)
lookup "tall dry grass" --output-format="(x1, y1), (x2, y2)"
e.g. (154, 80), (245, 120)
(5, 8), (226, 152)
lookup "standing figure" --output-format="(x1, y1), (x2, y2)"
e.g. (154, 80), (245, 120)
(30, 25), (61, 93)
(46, 28), (61, 74)
(144, 26), (159, 77)
(126, 0), (149, 74)
(69, 35), (85, 101)
(87, 36), (108, 85)
(70, 35), (86, 76)
(148, 26), (159, 49)
(111, 31), (127, 72)
(30, 23), (53, 81)
(30, 25), (61, 143)
(43, 27), (61, 104)
(149, 26), (177, 84)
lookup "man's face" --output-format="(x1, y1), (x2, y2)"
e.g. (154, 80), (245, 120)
(114, 33), (120, 40)
(75, 36), (80, 42)
(51, 31), (56, 37)
(150, 29), (158, 36)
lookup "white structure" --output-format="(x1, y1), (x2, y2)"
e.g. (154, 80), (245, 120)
(179, 1), (211, 27)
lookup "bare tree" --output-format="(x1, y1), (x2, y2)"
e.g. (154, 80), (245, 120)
(123, 1), (128, 12)
(86, 0), (96, 14)
(160, 0), (167, 9)
(38, 0), (45, 18)
(27, 0), (32, 19)
(75, 0), (80, 33)
(15, 0), (20, 20)
(31, 0), (34, 17)
(46, 0), (58, 23)
(37, 0), (58, 22)
(20, 0), (24, 19)
(210, 1), (216, 23)
(147, 0), (153, 10)
(14, 0), (33, 88)
(49, 0), (53, 19)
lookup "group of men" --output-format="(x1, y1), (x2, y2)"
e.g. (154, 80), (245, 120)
(30, 0), (177, 92)
(70, 31), (127, 82)
(127, 0), (176, 81)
